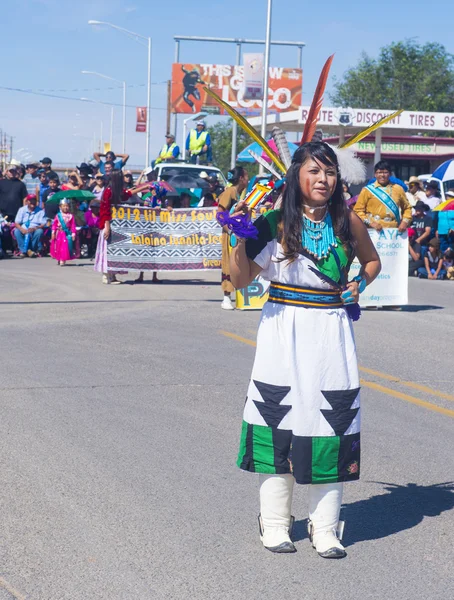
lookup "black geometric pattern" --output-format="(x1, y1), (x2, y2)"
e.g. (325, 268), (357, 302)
(320, 388), (360, 435)
(253, 380), (291, 428)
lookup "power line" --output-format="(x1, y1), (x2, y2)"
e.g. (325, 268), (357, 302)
(0, 85), (167, 110)
(18, 81), (167, 93)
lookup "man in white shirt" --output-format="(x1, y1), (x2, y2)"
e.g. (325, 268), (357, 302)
(14, 195), (47, 257)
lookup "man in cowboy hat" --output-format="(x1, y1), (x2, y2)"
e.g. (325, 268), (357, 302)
(406, 176), (426, 207)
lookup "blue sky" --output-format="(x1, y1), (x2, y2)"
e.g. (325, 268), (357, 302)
(2, 0), (454, 167)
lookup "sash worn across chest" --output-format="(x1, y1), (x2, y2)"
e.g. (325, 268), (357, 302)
(366, 184), (401, 224)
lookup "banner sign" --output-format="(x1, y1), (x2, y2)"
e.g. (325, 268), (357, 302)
(171, 63), (302, 116)
(136, 107), (147, 133)
(107, 206), (222, 272)
(349, 229), (408, 307)
(243, 53), (264, 100)
(298, 106), (454, 133)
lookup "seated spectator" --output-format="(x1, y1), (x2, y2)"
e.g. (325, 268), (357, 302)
(411, 201), (432, 251)
(103, 161), (115, 177)
(408, 228), (424, 276)
(124, 171), (135, 189)
(14, 195), (47, 257)
(180, 192), (191, 208)
(90, 174), (106, 200)
(0, 212), (8, 259)
(198, 192), (217, 207)
(424, 181), (441, 210)
(417, 238), (445, 280)
(443, 248), (454, 280)
(406, 177), (426, 207)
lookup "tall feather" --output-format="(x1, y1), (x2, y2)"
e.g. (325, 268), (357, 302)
(271, 127), (292, 170)
(339, 109), (404, 148)
(203, 86), (286, 174)
(248, 150), (283, 179)
(300, 54), (334, 145)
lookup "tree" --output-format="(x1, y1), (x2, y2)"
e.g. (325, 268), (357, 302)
(331, 40), (454, 113)
(207, 121), (258, 178)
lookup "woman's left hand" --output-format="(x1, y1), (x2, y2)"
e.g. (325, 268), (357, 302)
(341, 281), (360, 305)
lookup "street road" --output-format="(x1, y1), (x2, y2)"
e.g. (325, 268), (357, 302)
(1, 258), (453, 600)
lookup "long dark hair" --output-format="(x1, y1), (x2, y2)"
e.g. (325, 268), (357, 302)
(109, 169), (124, 206)
(280, 142), (353, 260)
(227, 166), (246, 186)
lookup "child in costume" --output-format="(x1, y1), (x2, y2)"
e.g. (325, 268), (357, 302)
(50, 198), (76, 266)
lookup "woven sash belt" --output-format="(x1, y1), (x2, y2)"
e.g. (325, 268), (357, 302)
(268, 282), (343, 309)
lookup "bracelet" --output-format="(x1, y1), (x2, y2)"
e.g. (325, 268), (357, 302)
(364, 218), (371, 226)
(351, 274), (367, 293)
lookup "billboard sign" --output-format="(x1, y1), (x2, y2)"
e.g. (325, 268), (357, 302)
(171, 63), (302, 116)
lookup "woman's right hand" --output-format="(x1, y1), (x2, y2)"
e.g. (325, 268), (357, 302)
(231, 199), (251, 218)
(103, 223), (111, 240)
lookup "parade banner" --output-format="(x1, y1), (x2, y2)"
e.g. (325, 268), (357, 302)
(349, 229), (408, 307)
(171, 63), (302, 116)
(136, 107), (147, 133)
(243, 53), (264, 100)
(236, 277), (270, 310)
(107, 206), (222, 272)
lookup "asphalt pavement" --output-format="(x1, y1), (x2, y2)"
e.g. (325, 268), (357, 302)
(0, 257), (453, 600)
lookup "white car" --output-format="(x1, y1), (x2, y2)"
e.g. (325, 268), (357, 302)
(155, 162), (227, 187)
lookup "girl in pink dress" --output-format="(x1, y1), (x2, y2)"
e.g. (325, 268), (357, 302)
(50, 199), (76, 266)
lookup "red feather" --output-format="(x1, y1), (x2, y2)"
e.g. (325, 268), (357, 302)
(300, 54), (334, 145)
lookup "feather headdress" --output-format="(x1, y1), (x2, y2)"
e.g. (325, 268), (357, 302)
(248, 149), (283, 180)
(203, 86), (286, 174)
(271, 127), (292, 170)
(338, 109), (404, 148)
(300, 54), (334, 145)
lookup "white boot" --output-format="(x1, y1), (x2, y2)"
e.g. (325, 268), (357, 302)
(308, 482), (346, 558)
(258, 474), (296, 553)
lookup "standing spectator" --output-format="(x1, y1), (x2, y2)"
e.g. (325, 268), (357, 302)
(0, 165), (28, 221)
(354, 160), (412, 232)
(43, 176), (62, 220)
(424, 181), (441, 210)
(443, 248), (454, 280)
(418, 238), (445, 280)
(61, 171), (83, 191)
(154, 133), (180, 166)
(408, 228), (424, 276)
(411, 201), (432, 249)
(14, 195), (47, 257)
(406, 176), (426, 207)
(39, 157), (58, 179)
(35, 171), (49, 208)
(93, 150), (130, 174)
(186, 120), (212, 164)
(84, 200), (101, 258)
(103, 161), (115, 177)
(23, 163), (40, 195)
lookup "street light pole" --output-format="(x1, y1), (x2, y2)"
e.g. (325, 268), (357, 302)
(88, 20), (151, 166)
(260, 0), (273, 174)
(81, 70), (126, 153)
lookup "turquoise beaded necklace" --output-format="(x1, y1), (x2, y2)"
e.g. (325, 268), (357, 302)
(302, 211), (337, 259)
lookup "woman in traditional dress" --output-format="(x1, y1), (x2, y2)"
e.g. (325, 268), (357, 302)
(50, 198), (76, 266)
(217, 166), (249, 310)
(230, 142), (381, 558)
(94, 170), (151, 284)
